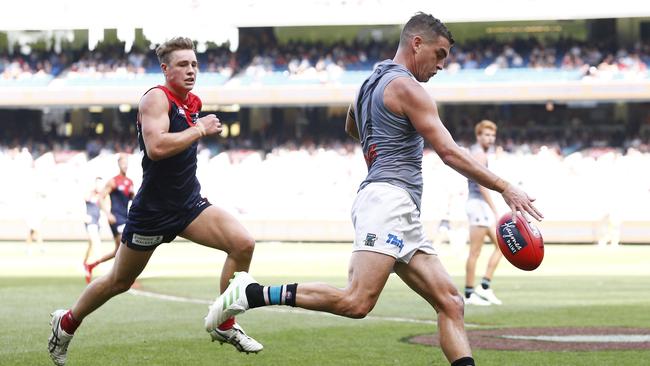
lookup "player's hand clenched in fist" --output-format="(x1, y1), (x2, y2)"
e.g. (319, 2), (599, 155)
(195, 114), (222, 137)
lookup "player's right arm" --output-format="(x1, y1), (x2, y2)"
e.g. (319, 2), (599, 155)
(139, 88), (222, 161)
(387, 77), (542, 222)
(472, 149), (499, 216)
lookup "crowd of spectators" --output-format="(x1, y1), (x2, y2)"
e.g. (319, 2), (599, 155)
(63, 43), (238, 79)
(239, 38), (395, 80)
(2, 35), (648, 82)
(1, 43), (238, 81)
(3, 107), (650, 162)
(0, 50), (67, 80)
(444, 37), (649, 81)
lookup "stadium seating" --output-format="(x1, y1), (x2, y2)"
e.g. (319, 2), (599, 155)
(2, 38), (648, 88)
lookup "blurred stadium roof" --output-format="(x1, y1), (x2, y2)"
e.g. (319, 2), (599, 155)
(3, 0), (649, 31)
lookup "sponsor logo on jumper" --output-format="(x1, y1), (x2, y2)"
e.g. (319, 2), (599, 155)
(132, 233), (164, 247)
(364, 144), (378, 167)
(499, 221), (527, 255)
(386, 233), (404, 251)
(364, 233), (377, 247)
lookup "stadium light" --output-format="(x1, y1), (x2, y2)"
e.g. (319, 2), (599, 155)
(219, 104), (241, 113)
(202, 105), (219, 112)
(64, 123), (73, 137)
(230, 122), (241, 137)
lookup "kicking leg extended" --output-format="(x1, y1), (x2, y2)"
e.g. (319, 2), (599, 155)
(204, 251), (396, 344)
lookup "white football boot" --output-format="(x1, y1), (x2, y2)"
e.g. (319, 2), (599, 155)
(48, 310), (74, 366)
(208, 322), (263, 354)
(205, 272), (262, 353)
(474, 287), (503, 305)
(464, 292), (492, 306)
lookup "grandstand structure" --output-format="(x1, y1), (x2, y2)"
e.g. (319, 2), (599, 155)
(1, 1), (650, 243)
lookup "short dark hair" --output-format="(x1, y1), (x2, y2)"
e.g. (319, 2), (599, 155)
(155, 37), (195, 64)
(399, 12), (454, 47)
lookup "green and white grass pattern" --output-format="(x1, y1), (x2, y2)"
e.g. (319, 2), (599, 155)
(1, 241), (649, 365)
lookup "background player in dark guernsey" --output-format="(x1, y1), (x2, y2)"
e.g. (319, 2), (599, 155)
(84, 154), (134, 283)
(48, 37), (261, 366)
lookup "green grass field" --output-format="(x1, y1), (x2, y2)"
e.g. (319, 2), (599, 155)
(1, 241), (649, 365)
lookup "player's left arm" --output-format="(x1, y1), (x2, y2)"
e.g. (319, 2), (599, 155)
(393, 78), (542, 221)
(345, 103), (359, 141)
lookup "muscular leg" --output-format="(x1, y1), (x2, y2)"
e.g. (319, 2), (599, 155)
(294, 251), (395, 318)
(395, 252), (471, 362)
(180, 205), (255, 292)
(71, 244), (154, 320)
(483, 226), (502, 280)
(465, 226), (487, 288)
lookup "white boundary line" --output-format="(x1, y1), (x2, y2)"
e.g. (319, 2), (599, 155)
(128, 288), (482, 328)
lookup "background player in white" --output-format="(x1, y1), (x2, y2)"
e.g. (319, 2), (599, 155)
(206, 13), (542, 366)
(464, 120), (503, 306)
(82, 177), (104, 283)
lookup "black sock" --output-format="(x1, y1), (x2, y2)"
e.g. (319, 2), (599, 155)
(481, 277), (491, 290)
(464, 286), (474, 299)
(451, 356), (475, 366)
(245, 283), (266, 308)
(246, 283), (298, 308)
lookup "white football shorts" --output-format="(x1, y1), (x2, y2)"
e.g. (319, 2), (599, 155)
(351, 182), (436, 263)
(466, 198), (495, 227)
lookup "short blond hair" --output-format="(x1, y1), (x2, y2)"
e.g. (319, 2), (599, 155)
(474, 120), (497, 136)
(155, 37), (195, 65)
